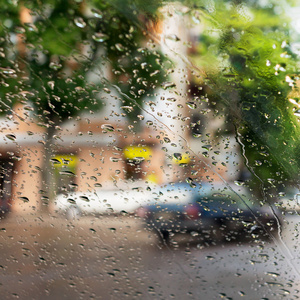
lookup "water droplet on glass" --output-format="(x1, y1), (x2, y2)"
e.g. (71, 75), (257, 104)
(173, 153), (182, 160)
(234, 180), (245, 186)
(266, 272), (280, 277)
(49, 62), (62, 70)
(150, 70), (160, 77)
(91, 8), (103, 18)
(92, 33), (109, 42)
(161, 82), (176, 90)
(202, 144), (212, 151)
(186, 102), (197, 109)
(19, 197), (29, 203)
(115, 43), (125, 51)
(67, 199), (76, 204)
(15, 26), (25, 34)
(186, 177), (196, 188)
(110, 157), (122, 162)
(79, 196), (90, 202)
(47, 81), (55, 90)
(74, 17), (86, 28)
(0, 68), (16, 75)
(101, 124), (115, 132)
(165, 34), (180, 42)
(5, 134), (16, 141)
(146, 120), (153, 126)
(121, 106), (134, 112)
(59, 170), (75, 176)
(205, 256), (215, 260)
(50, 158), (61, 165)
(167, 97), (176, 102)
(24, 22), (38, 32)
(294, 109), (300, 117)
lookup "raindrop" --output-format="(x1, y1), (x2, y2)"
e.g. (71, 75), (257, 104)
(205, 256), (215, 260)
(47, 81), (55, 90)
(294, 109), (300, 117)
(24, 23), (38, 32)
(186, 102), (197, 109)
(92, 33), (109, 42)
(165, 34), (180, 42)
(234, 180), (244, 186)
(202, 144), (212, 151)
(5, 134), (16, 141)
(150, 70), (160, 77)
(15, 26), (25, 34)
(115, 43), (125, 51)
(50, 158), (61, 165)
(163, 137), (171, 143)
(0, 67), (16, 75)
(186, 177), (196, 188)
(91, 8), (103, 18)
(19, 197), (29, 203)
(121, 106), (134, 112)
(141, 62), (147, 69)
(146, 120), (153, 126)
(101, 124), (115, 132)
(74, 17), (86, 28)
(110, 157), (122, 162)
(134, 157), (145, 163)
(59, 170), (75, 176)
(167, 97), (176, 102)
(79, 196), (90, 202)
(266, 272), (280, 277)
(49, 62), (62, 70)
(67, 199), (76, 204)
(265, 282), (283, 287)
(173, 153), (182, 160)
(161, 82), (176, 90)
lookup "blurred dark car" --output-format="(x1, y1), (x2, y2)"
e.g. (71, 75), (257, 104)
(136, 182), (280, 243)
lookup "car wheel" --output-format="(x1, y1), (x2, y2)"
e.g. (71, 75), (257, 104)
(66, 206), (81, 220)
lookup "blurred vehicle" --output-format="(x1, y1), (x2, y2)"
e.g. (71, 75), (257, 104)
(53, 181), (156, 219)
(136, 182), (281, 243)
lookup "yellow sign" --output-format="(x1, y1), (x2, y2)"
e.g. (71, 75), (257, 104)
(124, 146), (152, 160)
(172, 153), (191, 164)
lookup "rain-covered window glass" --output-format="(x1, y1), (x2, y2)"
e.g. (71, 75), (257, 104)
(1, 0), (300, 298)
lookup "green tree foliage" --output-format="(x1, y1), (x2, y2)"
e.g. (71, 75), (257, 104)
(187, 0), (300, 190)
(0, 0), (166, 206)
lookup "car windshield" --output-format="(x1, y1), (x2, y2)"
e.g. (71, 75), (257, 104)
(1, 0), (300, 299)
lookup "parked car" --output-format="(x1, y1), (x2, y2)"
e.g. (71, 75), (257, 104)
(53, 181), (156, 219)
(136, 182), (281, 243)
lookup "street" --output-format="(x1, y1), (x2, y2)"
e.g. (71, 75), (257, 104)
(0, 212), (299, 299)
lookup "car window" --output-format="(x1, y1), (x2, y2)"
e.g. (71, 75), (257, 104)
(1, 0), (300, 299)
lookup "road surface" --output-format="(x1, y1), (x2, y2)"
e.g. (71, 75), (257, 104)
(0, 212), (299, 299)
